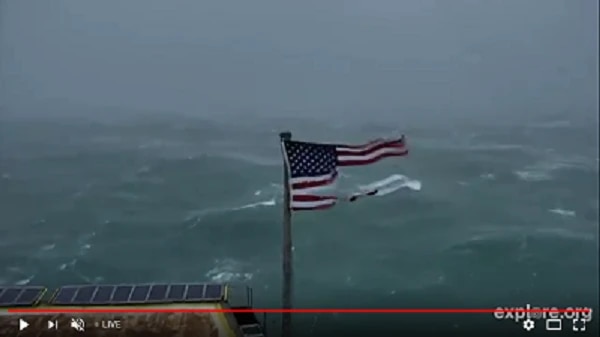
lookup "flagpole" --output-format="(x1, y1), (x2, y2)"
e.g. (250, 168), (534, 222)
(279, 131), (293, 337)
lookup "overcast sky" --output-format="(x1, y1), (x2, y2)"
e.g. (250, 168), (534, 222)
(0, 0), (597, 124)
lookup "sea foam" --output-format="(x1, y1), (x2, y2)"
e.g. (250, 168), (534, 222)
(549, 208), (576, 217)
(233, 198), (276, 210)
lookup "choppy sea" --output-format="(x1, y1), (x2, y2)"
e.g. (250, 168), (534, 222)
(1, 111), (598, 334)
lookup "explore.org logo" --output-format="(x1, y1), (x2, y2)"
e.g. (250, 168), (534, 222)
(494, 304), (593, 332)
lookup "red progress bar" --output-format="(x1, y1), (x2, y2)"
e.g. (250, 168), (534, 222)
(7, 308), (592, 314)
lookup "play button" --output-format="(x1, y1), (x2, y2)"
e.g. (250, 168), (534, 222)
(19, 319), (29, 331)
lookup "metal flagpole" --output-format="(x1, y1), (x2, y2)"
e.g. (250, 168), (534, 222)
(279, 131), (293, 337)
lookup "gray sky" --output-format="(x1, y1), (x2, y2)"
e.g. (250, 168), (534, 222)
(0, 0), (597, 124)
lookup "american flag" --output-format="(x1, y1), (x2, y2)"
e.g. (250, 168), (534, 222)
(282, 136), (408, 210)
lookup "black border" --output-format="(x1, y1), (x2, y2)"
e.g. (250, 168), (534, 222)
(1, 313), (597, 337)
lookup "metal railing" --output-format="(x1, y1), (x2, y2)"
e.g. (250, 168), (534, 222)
(227, 285), (268, 335)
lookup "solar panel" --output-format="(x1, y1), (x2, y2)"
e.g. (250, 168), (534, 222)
(0, 288), (21, 303)
(185, 284), (205, 301)
(0, 287), (45, 307)
(15, 288), (44, 306)
(91, 286), (114, 304)
(147, 284), (168, 302)
(72, 286), (97, 304)
(52, 287), (78, 304)
(129, 285), (151, 302)
(111, 286), (133, 303)
(204, 284), (224, 300)
(167, 284), (186, 301)
(49, 283), (226, 306)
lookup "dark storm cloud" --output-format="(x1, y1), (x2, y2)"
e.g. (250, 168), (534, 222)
(0, 0), (597, 125)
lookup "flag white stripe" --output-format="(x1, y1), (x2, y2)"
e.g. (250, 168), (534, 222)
(292, 184), (335, 195)
(337, 146), (407, 163)
(290, 198), (336, 209)
(289, 172), (335, 186)
(335, 140), (387, 153)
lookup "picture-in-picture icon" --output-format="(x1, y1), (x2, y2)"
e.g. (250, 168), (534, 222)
(546, 318), (562, 331)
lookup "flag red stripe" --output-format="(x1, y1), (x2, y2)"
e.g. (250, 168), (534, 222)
(336, 138), (385, 149)
(291, 172), (337, 190)
(336, 139), (404, 156)
(292, 194), (337, 202)
(290, 194), (337, 210)
(337, 148), (408, 167)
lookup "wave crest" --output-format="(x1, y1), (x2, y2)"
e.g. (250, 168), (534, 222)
(232, 198), (276, 210)
(549, 208), (576, 217)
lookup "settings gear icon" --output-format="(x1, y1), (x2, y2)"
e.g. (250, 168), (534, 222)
(522, 319), (535, 331)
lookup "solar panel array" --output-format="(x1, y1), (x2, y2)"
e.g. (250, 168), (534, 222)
(49, 283), (226, 305)
(0, 286), (46, 307)
(0, 283), (227, 307)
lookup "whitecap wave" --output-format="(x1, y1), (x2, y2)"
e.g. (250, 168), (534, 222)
(205, 258), (255, 282)
(40, 243), (56, 251)
(535, 228), (593, 241)
(232, 198), (276, 210)
(186, 197), (276, 219)
(77, 232), (95, 253)
(184, 198), (277, 228)
(480, 173), (495, 180)
(516, 154), (597, 181)
(211, 152), (280, 167)
(514, 170), (552, 181)
(358, 174), (422, 196)
(58, 259), (78, 271)
(549, 208), (576, 217)
(4, 266), (36, 286)
(16, 276), (33, 286)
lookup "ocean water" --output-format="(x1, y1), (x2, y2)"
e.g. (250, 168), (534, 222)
(0, 111), (598, 334)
